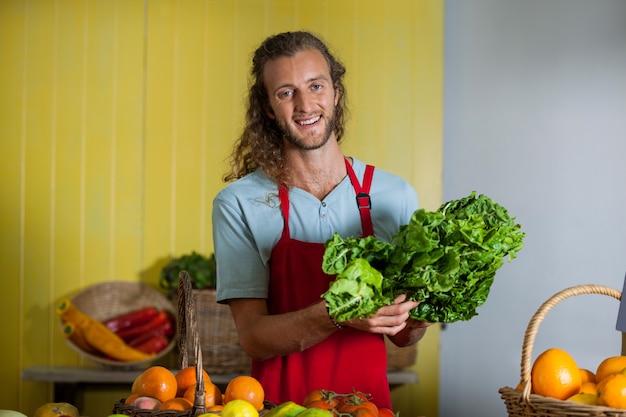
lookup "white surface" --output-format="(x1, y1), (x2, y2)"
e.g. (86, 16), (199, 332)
(440, 1), (626, 416)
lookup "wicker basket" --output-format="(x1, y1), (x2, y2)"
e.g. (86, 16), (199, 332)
(113, 272), (209, 417)
(499, 284), (626, 417)
(180, 289), (251, 375)
(61, 281), (176, 369)
(385, 337), (417, 371)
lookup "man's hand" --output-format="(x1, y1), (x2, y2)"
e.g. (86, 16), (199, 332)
(342, 294), (420, 336)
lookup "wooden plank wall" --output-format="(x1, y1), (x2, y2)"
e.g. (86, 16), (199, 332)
(0, 1), (443, 416)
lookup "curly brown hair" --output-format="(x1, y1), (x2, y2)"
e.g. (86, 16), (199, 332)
(223, 31), (348, 185)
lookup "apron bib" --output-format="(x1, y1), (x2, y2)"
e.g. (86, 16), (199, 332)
(251, 159), (391, 408)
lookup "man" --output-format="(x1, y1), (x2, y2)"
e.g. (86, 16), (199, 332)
(212, 31), (429, 409)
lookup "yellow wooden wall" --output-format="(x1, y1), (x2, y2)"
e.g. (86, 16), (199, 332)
(0, 1), (443, 416)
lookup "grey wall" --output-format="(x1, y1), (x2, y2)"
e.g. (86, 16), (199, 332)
(440, 1), (626, 416)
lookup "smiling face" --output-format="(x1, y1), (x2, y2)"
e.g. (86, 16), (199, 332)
(262, 48), (340, 152)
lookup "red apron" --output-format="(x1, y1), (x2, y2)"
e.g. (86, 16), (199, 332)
(252, 159), (391, 408)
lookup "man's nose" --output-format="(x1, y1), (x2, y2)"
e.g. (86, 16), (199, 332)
(294, 91), (314, 112)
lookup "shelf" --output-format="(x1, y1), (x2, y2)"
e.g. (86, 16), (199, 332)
(22, 365), (417, 403)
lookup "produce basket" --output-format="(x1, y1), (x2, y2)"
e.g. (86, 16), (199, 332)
(499, 284), (626, 417)
(113, 271), (209, 417)
(61, 281), (176, 369)
(385, 337), (417, 371)
(181, 289), (251, 375)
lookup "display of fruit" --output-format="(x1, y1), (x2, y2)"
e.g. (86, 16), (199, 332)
(518, 348), (626, 409)
(118, 365), (396, 416)
(121, 365), (265, 412)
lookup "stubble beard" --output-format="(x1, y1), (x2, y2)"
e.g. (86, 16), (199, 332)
(278, 111), (337, 151)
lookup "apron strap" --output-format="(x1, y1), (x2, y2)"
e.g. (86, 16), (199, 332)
(344, 158), (375, 237)
(278, 185), (290, 239)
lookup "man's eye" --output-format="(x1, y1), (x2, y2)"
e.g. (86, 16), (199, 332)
(312, 84), (323, 91)
(279, 91), (293, 99)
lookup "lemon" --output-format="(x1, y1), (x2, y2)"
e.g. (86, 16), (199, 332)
(566, 392), (597, 405)
(222, 399), (259, 417)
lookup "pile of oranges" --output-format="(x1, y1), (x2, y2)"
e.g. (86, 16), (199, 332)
(521, 347), (626, 409)
(124, 365), (264, 413)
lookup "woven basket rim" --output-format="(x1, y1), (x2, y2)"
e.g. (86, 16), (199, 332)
(499, 386), (626, 415)
(500, 284), (624, 416)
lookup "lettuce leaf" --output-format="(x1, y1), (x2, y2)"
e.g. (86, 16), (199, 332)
(321, 191), (525, 323)
(324, 259), (392, 321)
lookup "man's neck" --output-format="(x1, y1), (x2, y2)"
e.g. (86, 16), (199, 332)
(285, 146), (347, 200)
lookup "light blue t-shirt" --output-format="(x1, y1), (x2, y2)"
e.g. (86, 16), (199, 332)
(212, 157), (419, 303)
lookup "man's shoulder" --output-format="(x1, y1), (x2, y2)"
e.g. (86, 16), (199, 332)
(351, 157), (412, 186)
(214, 170), (276, 201)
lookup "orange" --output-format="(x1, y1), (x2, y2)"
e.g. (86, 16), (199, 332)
(131, 365), (178, 403)
(208, 404), (225, 411)
(597, 372), (626, 408)
(183, 381), (223, 408)
(123, 393), (139, 405)
(579, 381), (597, 395)
(580, 368), (596, 384)
(596, 356), (626, 383)
(531, 348), (581, 400)
(223, 375), (265, 411)
(175, 366), (211, 397)
(158, 397), (193, 411)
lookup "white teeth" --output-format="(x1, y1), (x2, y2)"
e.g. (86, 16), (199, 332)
(297, 116), (321, 125)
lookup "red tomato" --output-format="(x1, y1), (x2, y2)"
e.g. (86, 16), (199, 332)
(339, 401), (379, 416)
(339, 390), (371, 406)
(351, 407), (379, 417)
(378, 407), (396, 417)
(303, 389), (339, 408)
(307, 399), (337, 411)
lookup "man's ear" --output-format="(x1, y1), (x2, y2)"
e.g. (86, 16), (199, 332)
(265, 104), (276, 120)
(334, 87), (340, 106)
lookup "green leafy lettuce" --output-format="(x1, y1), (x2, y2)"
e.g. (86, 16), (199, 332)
(321, 191), (525, 323)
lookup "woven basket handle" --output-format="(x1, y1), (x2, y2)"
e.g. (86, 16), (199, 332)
(520, 284), (622, 402)
(177, 271), (206, 416)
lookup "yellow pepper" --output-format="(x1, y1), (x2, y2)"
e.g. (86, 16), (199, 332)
(61, 321), (98, 354)
(56, 298), (154, 362)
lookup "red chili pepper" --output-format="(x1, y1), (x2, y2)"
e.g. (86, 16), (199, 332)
(127, 319), (174, 347)
(134, 335), (170, 354)
(116, 310), (171, 342)
(104, 306), (159, 333)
